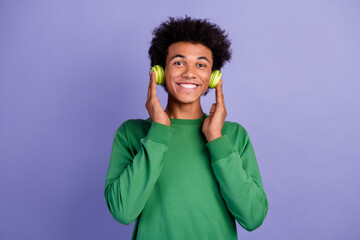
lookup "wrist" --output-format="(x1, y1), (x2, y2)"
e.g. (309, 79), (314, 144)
(207, 134), (222, 142)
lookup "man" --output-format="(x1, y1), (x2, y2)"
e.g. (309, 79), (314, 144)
(104, 16), (268, 240)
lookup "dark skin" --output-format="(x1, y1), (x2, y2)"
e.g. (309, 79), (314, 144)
(145, 41), (227, 142)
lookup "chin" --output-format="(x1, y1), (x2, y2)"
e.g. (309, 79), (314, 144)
(167, 91), (198, 104)
(173, 88), (204, 102)
(173, 95), (199, 104)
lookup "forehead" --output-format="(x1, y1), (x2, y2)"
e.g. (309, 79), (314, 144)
(166, 42), (213, 61)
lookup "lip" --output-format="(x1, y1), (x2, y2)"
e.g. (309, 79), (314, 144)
(176, 83), (199, 93)
(177, 82), (199, 86)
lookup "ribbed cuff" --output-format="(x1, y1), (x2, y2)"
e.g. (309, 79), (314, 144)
(146, 122), (174, 145)
(206, 135), (235, 162)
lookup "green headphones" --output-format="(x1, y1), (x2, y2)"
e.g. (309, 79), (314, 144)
(151, 65), (222, 89)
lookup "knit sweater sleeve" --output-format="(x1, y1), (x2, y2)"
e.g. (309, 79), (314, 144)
(205, 124), (268, 231)
(104, 121), (174, 225)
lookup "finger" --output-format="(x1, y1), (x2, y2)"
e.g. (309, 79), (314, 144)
(147, 71), (155, 101)
(147, 71), (152, 101)
(216, 80), (225, 105)
(209, 103), (216, 116)
(150, 70), (157, 97)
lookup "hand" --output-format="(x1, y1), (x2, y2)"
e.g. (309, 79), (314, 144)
(202, 80), (227, 142)
(145, 71), (170, 126)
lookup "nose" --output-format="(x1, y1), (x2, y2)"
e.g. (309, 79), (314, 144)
(182, 65), (196, 79)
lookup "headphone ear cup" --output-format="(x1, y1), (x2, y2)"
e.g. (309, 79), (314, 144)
(209, 70), (222, 89)
(151, 65), (165, 85)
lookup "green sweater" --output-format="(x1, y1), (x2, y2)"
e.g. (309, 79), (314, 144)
(104, 113), (268, 239)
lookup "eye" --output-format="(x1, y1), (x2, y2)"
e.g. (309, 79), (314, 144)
(198, 63), (206, 68)
(174, 61), (184, 66)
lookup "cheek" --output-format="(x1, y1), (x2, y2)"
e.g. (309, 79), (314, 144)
(165, 68), (180, 83)
(202, 72), (211, 84)
(164, 71), (175, 90)
(164, 67), (173, 80)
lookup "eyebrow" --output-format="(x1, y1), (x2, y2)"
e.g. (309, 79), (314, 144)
(170, 54), (211, 64)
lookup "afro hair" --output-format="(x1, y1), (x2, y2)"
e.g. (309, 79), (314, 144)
(148, 15), (232, 96)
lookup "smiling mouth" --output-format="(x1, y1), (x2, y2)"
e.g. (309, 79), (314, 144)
(176, 83), (200, 93)
(177, 83), (199, 88)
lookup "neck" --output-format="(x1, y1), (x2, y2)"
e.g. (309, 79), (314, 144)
(164, 95), (204, 119)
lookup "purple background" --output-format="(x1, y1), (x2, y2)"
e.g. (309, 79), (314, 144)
(1, 0), (359, 239)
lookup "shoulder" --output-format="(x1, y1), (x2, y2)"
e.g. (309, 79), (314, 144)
(114, 117), (152, 141)
(124, 117), (151, 128)
(223, 119), (248, 135)
(223, 119), (251, 150)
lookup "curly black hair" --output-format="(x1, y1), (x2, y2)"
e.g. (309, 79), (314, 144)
(148, 15), (232, 96)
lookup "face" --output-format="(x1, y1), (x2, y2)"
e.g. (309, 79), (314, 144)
(164, 41), (213, 104)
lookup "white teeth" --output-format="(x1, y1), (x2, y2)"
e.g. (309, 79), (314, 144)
(179, 84), (197, 89)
